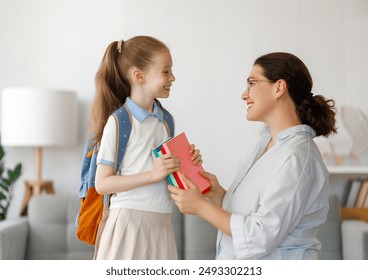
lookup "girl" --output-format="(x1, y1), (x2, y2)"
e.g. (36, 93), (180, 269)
(89, 36), (202, 260)
(169, 52), (337, 260)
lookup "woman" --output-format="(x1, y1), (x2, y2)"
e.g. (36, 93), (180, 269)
(169, 52), (337, 260)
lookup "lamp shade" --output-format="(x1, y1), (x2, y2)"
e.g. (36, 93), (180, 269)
(1, 87), (78, 147)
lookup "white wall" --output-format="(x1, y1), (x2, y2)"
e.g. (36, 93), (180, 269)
(1, 0), (367, 217)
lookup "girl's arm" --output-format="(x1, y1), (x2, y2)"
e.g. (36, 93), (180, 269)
(95, 144), (202, 195)
(95, 152), (180, 194)
(169, 174), (232, 237)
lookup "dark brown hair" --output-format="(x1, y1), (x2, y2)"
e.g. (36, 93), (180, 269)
(89, 36), (169, 147)
(254, 52), (337, 137)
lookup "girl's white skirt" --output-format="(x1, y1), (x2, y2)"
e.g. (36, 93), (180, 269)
(94, 208), (178, 260)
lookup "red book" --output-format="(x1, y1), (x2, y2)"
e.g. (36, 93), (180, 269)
(161, 132), (210, 194)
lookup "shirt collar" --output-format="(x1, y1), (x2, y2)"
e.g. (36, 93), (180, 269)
(276, 125), (316, 141)
(125, 97), (164, 122)
(262, 124), (316, 143)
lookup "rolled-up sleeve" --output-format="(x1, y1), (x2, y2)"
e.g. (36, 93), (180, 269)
(230, 213), (250, 259)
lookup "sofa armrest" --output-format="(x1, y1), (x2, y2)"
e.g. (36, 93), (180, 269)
(341, 220), (368, 260)
(0, 217), (28, 259)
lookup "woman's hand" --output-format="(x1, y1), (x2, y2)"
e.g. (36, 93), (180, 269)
(150, 150), (180, 182)
(200, 171), (226, 207)
(168, 174), (207, 215)
(190, 144), (203, 166)
(169, 174), (232, 236)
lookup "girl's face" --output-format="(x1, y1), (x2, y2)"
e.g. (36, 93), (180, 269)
(141, 51), (175, 99)
(241, 65), (276, 122)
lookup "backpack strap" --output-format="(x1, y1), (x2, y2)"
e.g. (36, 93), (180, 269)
(162, 109), (175, 137)
(78, 140), (99, 199)
(79, 141), (92, 199)
(112, 103), (132, 173)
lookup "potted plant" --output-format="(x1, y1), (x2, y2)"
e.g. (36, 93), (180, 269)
(0, 144), (22, 221)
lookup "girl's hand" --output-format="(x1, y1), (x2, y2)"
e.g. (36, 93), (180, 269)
(190, 144), (203, 166)
(168, 174), (206, 215)
(200, 171), (226, 207)
(151, 150), (180, 182)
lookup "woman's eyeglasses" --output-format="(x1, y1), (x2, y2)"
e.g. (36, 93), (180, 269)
(246, 79), (271, 92)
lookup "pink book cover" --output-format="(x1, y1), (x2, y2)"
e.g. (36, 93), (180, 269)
(162, 132), (210, 194)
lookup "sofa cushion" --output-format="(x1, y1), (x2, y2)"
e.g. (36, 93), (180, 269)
(341, 219), (368, 259)
(0, 218), (28, 259)
(27, 194), (94, 260)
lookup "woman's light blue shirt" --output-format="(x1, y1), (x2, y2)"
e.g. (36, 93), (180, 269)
(216, 125), (329, 260)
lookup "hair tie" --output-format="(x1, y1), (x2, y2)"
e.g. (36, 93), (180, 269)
(117, 39), (124, 54)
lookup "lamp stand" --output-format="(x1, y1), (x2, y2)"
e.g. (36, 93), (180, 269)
(20, 146), (55, 216)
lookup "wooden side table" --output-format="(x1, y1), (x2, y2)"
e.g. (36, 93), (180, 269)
(20, 180), (55, 216)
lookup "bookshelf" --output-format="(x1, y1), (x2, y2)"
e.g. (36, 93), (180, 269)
(328, 165), (368, 223)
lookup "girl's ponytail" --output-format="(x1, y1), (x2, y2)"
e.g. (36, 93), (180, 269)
(89, 40), (130, 147)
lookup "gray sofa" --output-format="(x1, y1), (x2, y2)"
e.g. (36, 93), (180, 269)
(0, 194), (95, 259)
(0, 194), (217, 260)
(0, 193), (367, 260)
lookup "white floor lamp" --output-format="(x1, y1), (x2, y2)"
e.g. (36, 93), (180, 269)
(1, 87), (78, 215)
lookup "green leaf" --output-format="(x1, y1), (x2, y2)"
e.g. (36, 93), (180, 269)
(0, 192), (6, 200)
(14, 163), (22, 174)
(0, 146), (4, 159)
(7, 164), (22, 181)
(0, 143), (22, 220)
(2, 178), (11, 187)
(0, 183), (9, 192)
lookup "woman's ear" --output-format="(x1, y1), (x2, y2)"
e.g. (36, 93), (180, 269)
(274, 79), (288, 98)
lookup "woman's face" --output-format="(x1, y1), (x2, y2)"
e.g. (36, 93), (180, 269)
(241, 65), (276, 122)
